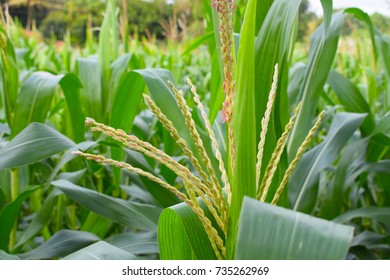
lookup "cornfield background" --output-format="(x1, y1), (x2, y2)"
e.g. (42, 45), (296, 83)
(0, 0), (389, 260)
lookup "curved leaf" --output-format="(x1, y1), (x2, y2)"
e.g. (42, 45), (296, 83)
(288, 11), (345, 158)
(11, 72), (63, 137)
(334, 207), (390, 225)
(0, 186), (42, 250)
(14, 189), (62, 249)
(235, 197), (353, 259)
(17, 230), (99, 260)
(106, 231), (158, 255)
(53, 179), (161, 230)
(0, 123), (75, 169)
(62, 241), (137, 260)
(158, 201), (217, 260)
(289, 112), (367, 213)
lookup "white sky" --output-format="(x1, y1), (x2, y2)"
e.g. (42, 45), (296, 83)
(309, 0), (390, 16)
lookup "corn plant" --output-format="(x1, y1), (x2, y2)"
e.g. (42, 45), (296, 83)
(73, 0), (358, 260)
(1, 0), (389, 260)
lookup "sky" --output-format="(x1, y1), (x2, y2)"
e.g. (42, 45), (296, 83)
(309, 0), (390, 16)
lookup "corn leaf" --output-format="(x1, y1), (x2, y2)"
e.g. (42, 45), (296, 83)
(228, 0), (257, 260)
(17, 230), (100, 260)
(289, 112), (367, 213)
(0, 186), (42, 250)
(14, 188), (62, 249)
(53, 179), (161, 231)
(59, 74), (85, 143)
(99, 0), (119, 119)
(253, 0), (301, 196)
(77, 57), (102, 121)
(333, 207), (390, 225)
(235, 197), (353, 259)
(288, 11), (345, 158)
(106, 231), (158, 255)
(62, 241), (137, 260)
(109, 71), (145, 185)
(133, 69), (221, 181)
(0, 27), (18, 129)
(0, 123), (76, 169)
(158, 202), (217, 260)
(11, 72), (62, 137)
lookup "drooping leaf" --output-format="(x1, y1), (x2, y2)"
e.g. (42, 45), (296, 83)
(62, 241), (136, 260)
(334, 207), (390, 225)
(53, 180), (161, 230)
(0, 123), (75, 169)
(235, 197), (353, 259)
(106, 231), (158, 255)
(17, 230), (100, 260)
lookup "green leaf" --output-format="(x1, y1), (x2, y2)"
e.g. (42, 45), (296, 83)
(59, 74), (85, 143)
(289, 112), (367, 213)
(77, 57), (102, 121)
(0, 250), (20, 260)
(0, 27), (19, 128)
(208, 51), (224, 123)
(106, 231), (158, 255)
(235, 197), (353, 259)
(334, 207), (390, 225)
(62, 241), (137, 260)
(99, 0), (119, 118)
(158, 201), (217, 260)
(0, 186), (42, 250)
(327, 71), (370, 114)
(133, 69), (221, 194)
(125, 149), (181, 207)
(327, 71), (374, 135)
(107, 53), (132, 117)
(253, 0), (301, 196)
(109, 71), (145, 184)
(255, 0), (274, 34)
(288, 11), (345, 158)
(17, 230), (100, 260)
(14, 189), (62, 249)
(320, 0), (333, 33)
(11, 72), (63, 137)
(110, 71), (144, 133)
(229, 0), (257, 259)
(0, 123), (75, 169)
(344, 8), (378, 60)
(319, 138), (369, 220)
(181, 31), (214, 57)
(53, 179), (161, 230)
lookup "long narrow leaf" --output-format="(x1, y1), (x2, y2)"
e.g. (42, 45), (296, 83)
(0, 123), (75, 169)
(53, 179), (161, 231)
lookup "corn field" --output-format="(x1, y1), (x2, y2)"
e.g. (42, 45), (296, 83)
(0, 0), (389, 260)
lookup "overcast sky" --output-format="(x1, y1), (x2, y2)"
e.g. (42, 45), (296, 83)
(309, 0), (390, 16)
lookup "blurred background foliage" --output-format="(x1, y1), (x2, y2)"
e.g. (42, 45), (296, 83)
(2, 0), (389, 45)
(1, 0), (206, 44)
